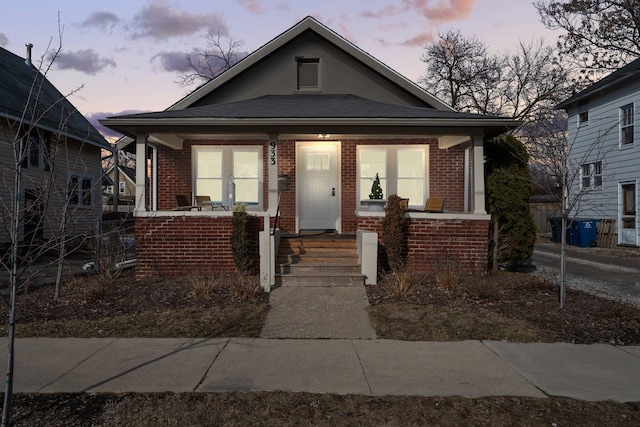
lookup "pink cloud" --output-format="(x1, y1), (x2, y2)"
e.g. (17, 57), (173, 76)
(237, 0), (265, 14)
(405, 0), (478, 22)
(401, 31), (434, 47)
(360, 5), (401, 19)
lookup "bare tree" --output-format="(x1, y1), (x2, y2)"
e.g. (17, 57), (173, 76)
(177, 32), (247, 87)
(535, 0), (640, 83)
(0, 27), (112, 424)
(523, 109), (620, 307)
(420, 30), (501, 112)
(420, 31), (571, 122)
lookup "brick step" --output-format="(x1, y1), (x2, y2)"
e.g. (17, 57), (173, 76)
(279, 239), (357, 250)
(278, 262), (361, 274)
(278, 246), (356, 255)
(275, 272), (365, 287)
(277, 254), (359, 264)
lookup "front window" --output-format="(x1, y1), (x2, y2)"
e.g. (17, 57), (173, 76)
(621, 103), (634, 146)
(119, 181), (125, 193)
(193, 146), (262, 206)
(358, 145), (428, 208)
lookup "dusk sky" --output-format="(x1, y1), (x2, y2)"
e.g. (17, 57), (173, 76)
(1, 0), (558, 141)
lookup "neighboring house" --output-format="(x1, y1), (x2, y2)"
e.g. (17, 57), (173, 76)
(103, 164), (136, 211)
(0, 45), (111, 248)
(557, 58), (640, 247)
(101, 17), (517, 287)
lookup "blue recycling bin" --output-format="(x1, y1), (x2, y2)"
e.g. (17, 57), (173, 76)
(572, 219), (599, 248)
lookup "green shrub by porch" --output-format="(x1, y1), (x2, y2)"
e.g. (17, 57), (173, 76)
(231, 204), (252, 273)
(485, 134), (536, 268)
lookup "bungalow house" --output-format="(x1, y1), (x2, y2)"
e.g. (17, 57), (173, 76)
(557, 58), (640, 247)
(101, 17), (517, 289)
(0, 45), (111, 250)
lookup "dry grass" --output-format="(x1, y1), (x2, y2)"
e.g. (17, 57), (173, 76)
(9, 392), (640, 427)
(228, 272), (262, 302)
(379, 269), (423, 299)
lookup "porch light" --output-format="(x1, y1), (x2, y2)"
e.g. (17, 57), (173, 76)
(227, 175), (236, 202)
(317, 133), (330, 138)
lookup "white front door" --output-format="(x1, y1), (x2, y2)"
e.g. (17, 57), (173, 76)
(619, 182), (638, 246)
(297, 142), (340, 231)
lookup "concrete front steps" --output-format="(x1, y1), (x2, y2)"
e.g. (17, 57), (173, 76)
(275, 234), (365, 287)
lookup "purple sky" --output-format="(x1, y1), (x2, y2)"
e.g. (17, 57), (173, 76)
(1, 0), (557, 141)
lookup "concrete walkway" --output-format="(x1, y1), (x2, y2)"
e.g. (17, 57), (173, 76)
(260, 286), (376, 339)
(2, 337), (639, 401)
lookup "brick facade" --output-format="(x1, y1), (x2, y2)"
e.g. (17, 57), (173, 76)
(135, 215), (263, 280)
(358, 216), (490, 273)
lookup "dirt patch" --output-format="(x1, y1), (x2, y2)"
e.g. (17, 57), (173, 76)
(367, 271), (640, 344)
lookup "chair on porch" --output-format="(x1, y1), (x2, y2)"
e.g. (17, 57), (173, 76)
(408, 197), (445, 213)
(173, 194), (201, 211)
(195, 195), (211, 209)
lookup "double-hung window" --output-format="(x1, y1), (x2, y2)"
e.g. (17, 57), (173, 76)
(620, 103), (634, 146)
(193, 146), (262, 206)
(358, 145), (428, 208)
(21, 130), (51, 170)
(580, 161), (602, 189)
(68, 173), (93, 207)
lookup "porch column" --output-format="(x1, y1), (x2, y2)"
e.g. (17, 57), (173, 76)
(267, 133), (279, 216)
(472, 135), (486, 214)
(134, 133), (148, 214)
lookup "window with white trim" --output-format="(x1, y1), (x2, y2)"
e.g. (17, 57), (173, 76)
(580, 161), (602, 189)
(358, 145), (428, 208)
(21, 130), (51, 170)
(578, 101), (589, 127)
(68, 173), (93, 207)
(192, 146), (262, 205)
(119, 181), (125, 193)
(620, 103), (634, 146)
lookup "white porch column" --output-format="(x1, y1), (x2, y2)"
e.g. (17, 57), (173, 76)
(472, 135), (486, 214)
(134, 133), (148, 214)
(267, 133), (279, 216)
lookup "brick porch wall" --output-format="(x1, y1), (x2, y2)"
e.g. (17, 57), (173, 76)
(358, 216), (490, 273)
(135, 215), (263, 280)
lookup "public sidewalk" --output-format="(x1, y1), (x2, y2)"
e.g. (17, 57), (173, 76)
(2, 337), (639, 402)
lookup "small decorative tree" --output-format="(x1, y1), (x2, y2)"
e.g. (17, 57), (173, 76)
(230, 203), (252, 273)
(369, 173), (384, 199)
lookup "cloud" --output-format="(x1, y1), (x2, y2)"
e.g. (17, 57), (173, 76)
(0, 33), (8, 47)
(52, 49), (116, 75)
(404, 0), (478, 23)
(89, 110), (150, 139)
(237, 0), (265, 14)
(132, 1), (229, 40)
(401, 31), (434, 47)
(151, 50), (191, 73)
(78, 11), (120, 32)
(360, 5), (401, 19)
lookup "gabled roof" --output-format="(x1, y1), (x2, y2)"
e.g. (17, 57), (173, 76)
(169, 16), (454, 112)
(557, 57), (640, 109)
(0, 46), (111, 150)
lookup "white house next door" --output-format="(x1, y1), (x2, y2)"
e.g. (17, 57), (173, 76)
(297, 142), (340, 231)
(619, 182), (638, 246)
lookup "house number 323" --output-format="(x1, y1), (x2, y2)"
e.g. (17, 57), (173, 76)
(269, 141), (277, 165)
